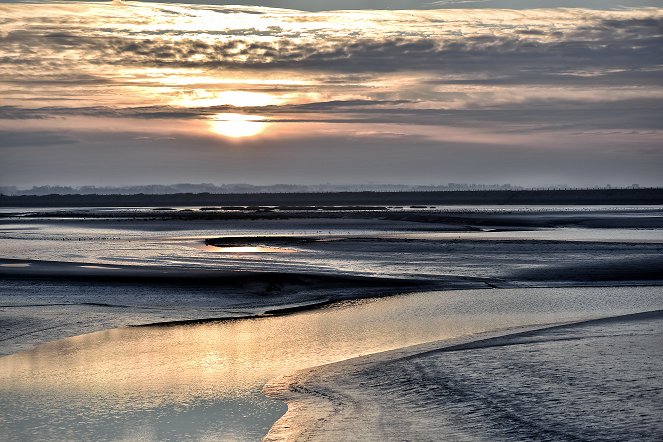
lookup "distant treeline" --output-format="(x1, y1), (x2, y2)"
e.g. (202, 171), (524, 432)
(0, 183), (525, 196)
(1, 189), (661, 208)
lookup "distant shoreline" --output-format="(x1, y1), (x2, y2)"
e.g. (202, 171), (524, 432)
(2, 188), (662, 208)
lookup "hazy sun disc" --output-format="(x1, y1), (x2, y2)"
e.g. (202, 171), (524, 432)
(209, 113), (267, 138)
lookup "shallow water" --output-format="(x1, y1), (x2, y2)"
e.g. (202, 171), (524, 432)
(1, 286), (661, 441)
(392, 228), (663, 243)
(1, 216), (662, 280)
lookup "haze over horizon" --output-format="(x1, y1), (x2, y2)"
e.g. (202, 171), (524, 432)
(1, 0), (661, 187)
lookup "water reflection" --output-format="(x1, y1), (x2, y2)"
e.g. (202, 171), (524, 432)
(1, 286), (662, 440)
(195, 244), (296, 253)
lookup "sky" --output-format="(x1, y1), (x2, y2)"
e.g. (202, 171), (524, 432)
(0, 1), (662, 187)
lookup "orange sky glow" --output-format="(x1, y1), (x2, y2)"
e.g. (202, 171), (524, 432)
(0, 2), (661, 186)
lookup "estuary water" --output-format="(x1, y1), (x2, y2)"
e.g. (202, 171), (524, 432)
(1, 206), (661, 439)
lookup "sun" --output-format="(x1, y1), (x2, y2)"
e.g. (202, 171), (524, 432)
(209, 113), (268, 138)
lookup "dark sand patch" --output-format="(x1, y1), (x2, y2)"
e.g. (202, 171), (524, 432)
(0, 258), (435, 289)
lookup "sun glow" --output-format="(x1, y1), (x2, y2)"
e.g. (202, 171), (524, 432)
(178, 90), (280, 108)
(209, 113), (268, 138)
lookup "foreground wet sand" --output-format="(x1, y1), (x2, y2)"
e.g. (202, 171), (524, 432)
(265, 310), (663, 441)
(1, 287), (662, 440)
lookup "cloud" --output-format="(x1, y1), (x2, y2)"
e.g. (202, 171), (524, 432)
(2, 95), (661, 135)
(2, 6), (661, 74)
(428, 0), (492, 6)
(0, 130), (78, 148)
(13, 22), (657, 75)
(0, 2), (661, 186)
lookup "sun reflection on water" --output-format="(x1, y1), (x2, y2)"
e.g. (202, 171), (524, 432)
(195, 244), (296, 253)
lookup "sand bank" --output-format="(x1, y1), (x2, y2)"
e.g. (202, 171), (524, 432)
(265, 309), (663, 441)
(0, 258), (450, 355)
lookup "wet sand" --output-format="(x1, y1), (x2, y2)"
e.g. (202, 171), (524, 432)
(1, 287), (662, 441)
(265, 310), (663, 441)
